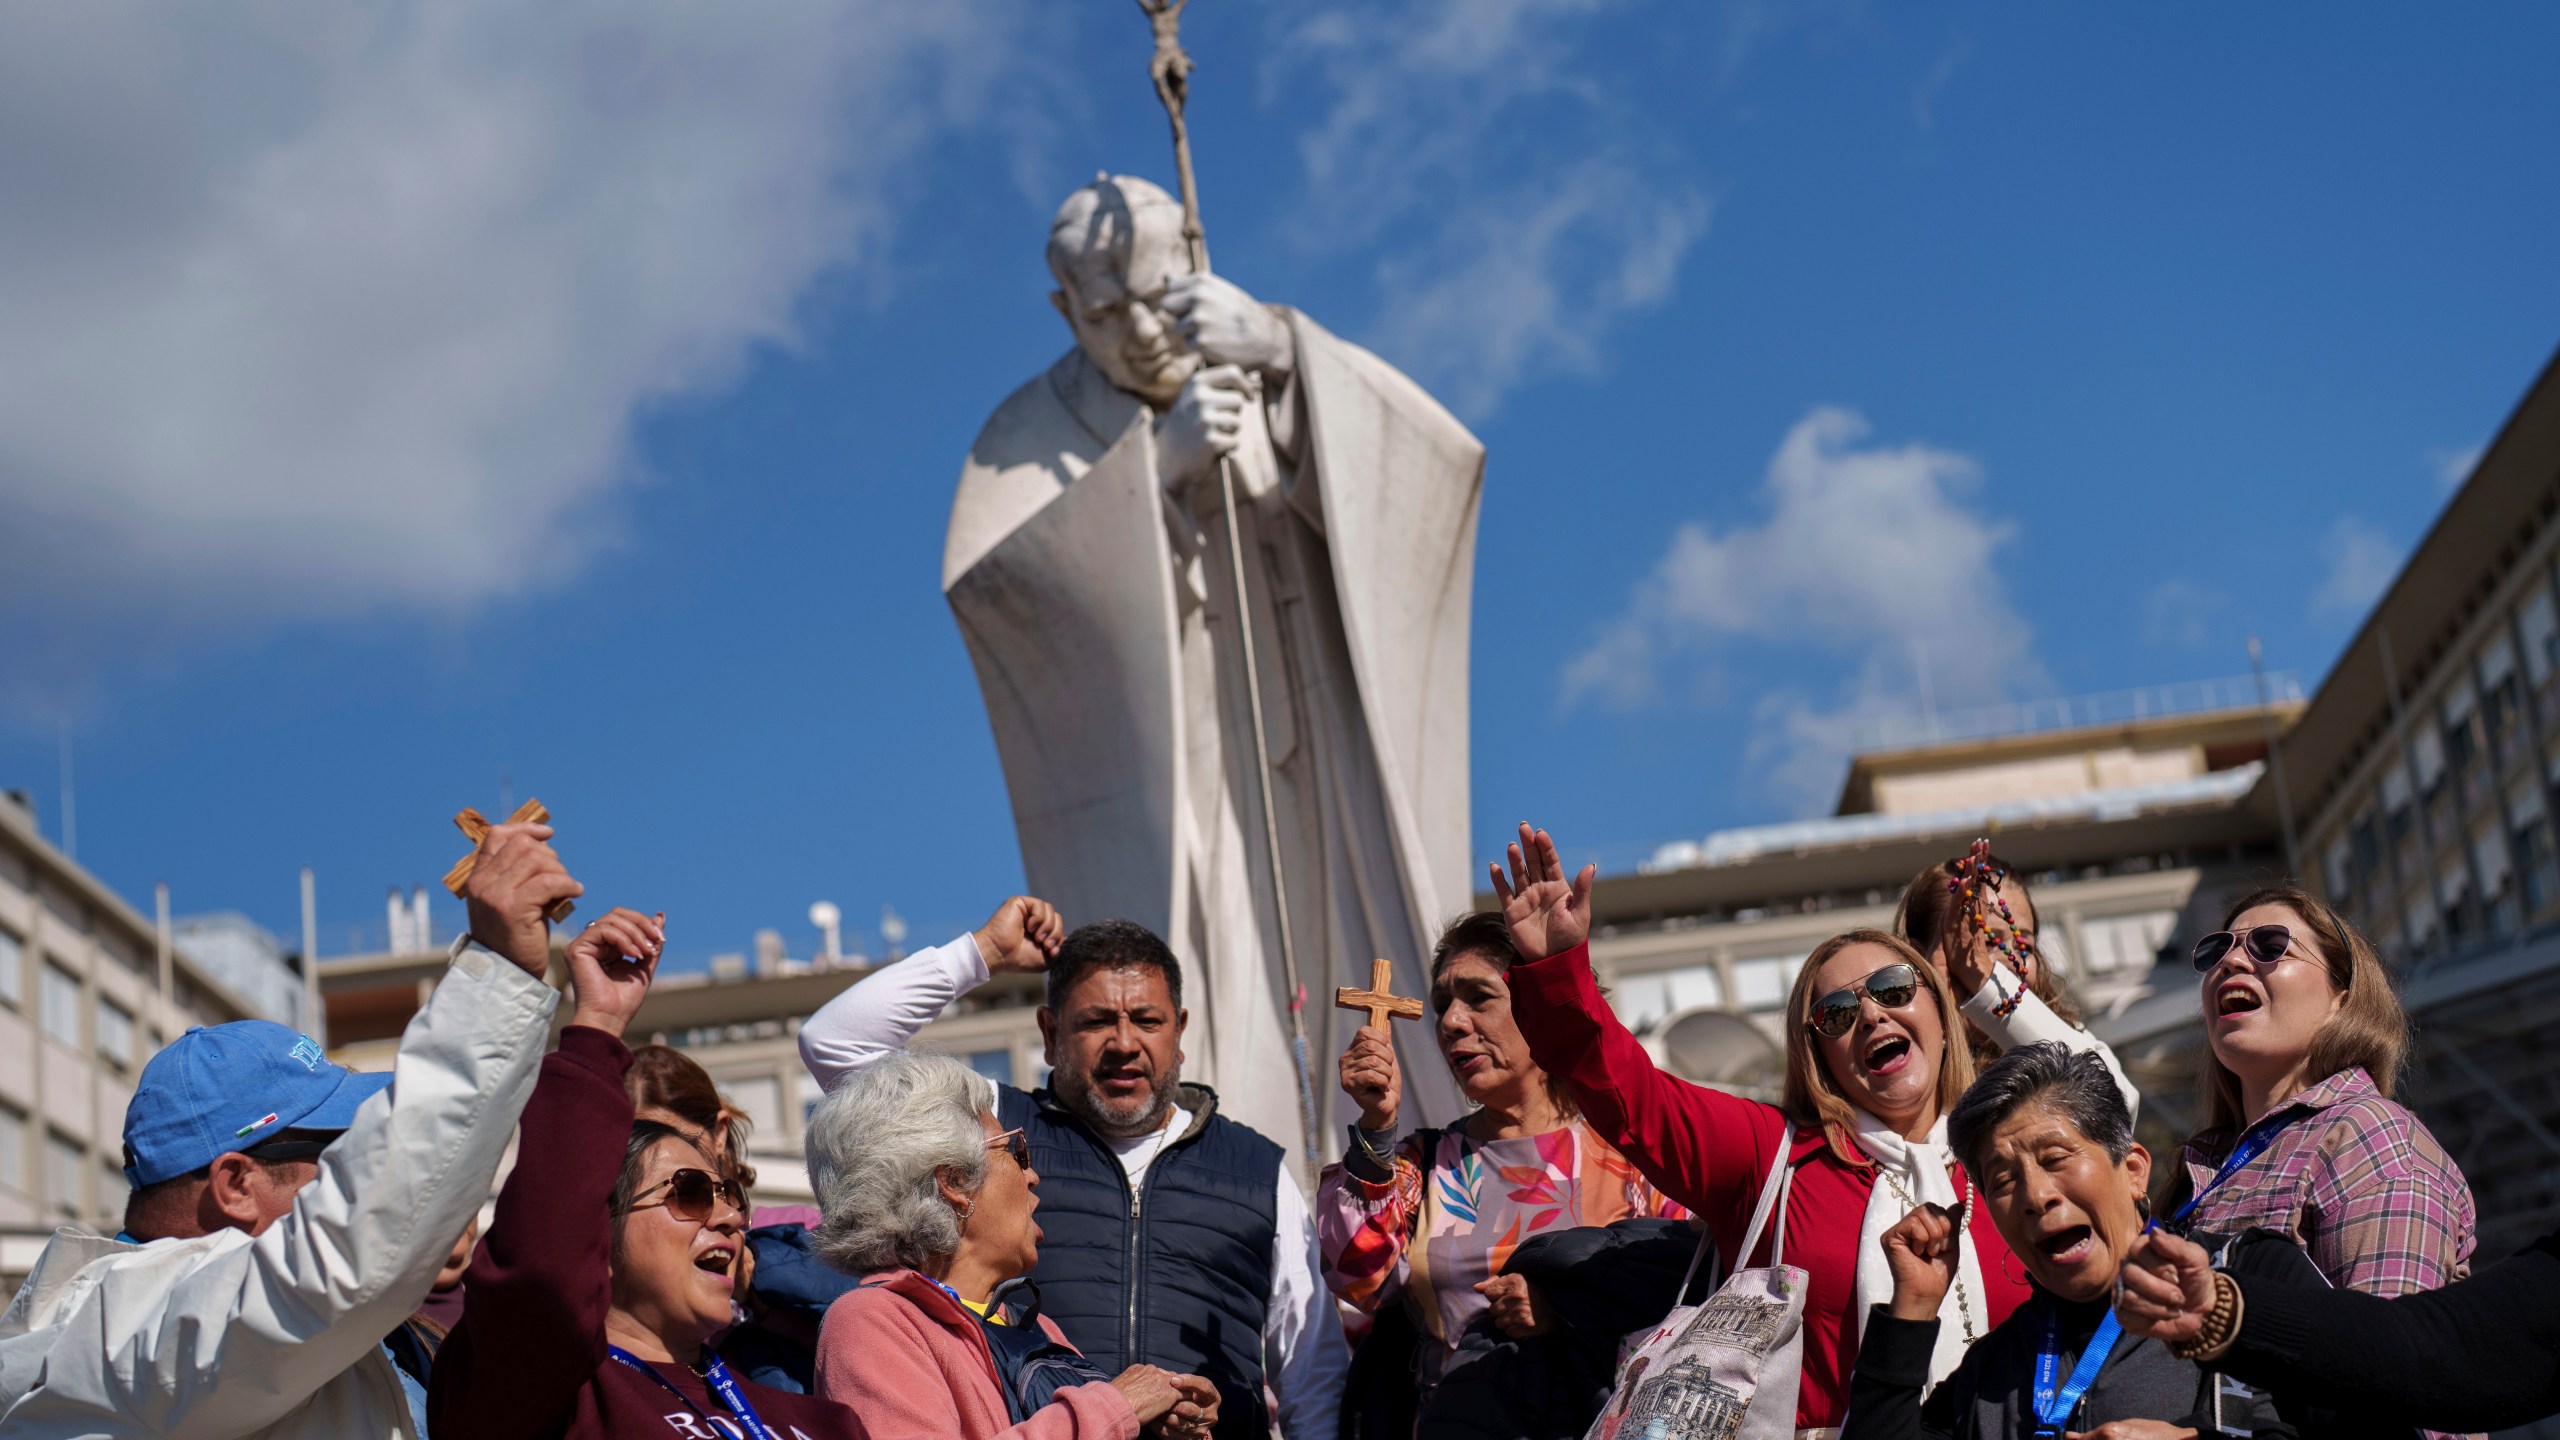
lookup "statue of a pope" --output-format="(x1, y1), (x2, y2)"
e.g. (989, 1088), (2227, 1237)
(943, 175), (1482, 1159)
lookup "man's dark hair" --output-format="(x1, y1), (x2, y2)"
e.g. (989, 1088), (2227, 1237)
(1948, 1042), (2133, 1182)
(1045, 920), (1183, 1013)
(121, 1154), (308, 1240)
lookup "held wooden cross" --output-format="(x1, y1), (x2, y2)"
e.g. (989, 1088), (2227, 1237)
(442, 798), (576, 924)
(1334, 957), (1424, 1034)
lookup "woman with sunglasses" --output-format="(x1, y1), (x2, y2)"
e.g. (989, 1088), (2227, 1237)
(2170, 887), (2474, 1302)
(431, 907), (867, 1440)
(1490, 825), (2035, 1432)
(1894, 843), (2137, 1120)
(807, 1051), (1221, 1440)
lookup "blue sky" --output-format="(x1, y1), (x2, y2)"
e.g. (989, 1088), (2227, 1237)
(2, 2), (2554, 969)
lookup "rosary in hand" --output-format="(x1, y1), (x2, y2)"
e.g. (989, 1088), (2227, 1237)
(1948, 839), (2030, 1019)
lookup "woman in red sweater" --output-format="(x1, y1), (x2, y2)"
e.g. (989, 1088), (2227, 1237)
(1491, 825), (2033, 1433)
(429, 907), (864, 1440)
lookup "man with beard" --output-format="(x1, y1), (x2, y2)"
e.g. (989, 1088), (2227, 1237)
(800, 898), (1346, 1440)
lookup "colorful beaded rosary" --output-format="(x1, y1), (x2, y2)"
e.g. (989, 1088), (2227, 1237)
(1948, 838), (2030, 1018)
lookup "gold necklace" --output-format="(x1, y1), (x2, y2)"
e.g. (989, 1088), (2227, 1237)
(1875, 1164), (1979, 1345)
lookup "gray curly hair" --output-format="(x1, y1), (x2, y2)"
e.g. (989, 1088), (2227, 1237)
(807, 1051), (993, 1274)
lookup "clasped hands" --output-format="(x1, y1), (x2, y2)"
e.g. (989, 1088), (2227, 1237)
(1152, 273), (1293, 490)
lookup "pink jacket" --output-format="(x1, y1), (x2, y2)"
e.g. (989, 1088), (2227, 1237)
(814, 1269), (1139, 1440)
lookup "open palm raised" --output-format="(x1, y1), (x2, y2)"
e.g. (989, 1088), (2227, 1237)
(1489, 822), (1596, 963)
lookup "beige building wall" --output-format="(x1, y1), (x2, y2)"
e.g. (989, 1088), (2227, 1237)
(0, 797), (263, 1284)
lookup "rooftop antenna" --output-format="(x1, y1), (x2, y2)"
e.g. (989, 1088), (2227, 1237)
(879, 905), (908, 961)
(808, 901), (843, 964)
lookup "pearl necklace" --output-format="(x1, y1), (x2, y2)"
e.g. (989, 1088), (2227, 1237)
(1876, 1163), (1980, 1345)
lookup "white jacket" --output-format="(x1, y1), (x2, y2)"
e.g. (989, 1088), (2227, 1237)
(0, 938), (557, 1439)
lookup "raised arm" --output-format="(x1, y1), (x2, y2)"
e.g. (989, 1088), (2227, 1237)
(798, 896), (1062, 1092)
(2, 822), (574, 1438)
(1493, 824), (1783, 1223)
(430, 905), (664, 1440)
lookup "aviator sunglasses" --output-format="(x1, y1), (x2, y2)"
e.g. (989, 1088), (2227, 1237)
(2190, 924), (2299, 973)
(620, 1167), (746, 1223)
(1804, 962), (1923, 1038)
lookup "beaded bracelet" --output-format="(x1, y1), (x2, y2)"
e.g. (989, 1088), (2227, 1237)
(2169, 1271), (2245, 1363)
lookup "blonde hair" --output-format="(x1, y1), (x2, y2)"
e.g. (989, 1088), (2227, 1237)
(1782, 929), (1977, 1166)
(2197, 887), (2410, 1137)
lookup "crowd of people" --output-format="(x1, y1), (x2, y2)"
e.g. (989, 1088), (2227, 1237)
(0, 813), (2549, 1440)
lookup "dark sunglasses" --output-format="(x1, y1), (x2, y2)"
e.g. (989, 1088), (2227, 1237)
(2190, 924), (2296, 973)
(1805, 963), (1923, 1038)
(986, 1127), (1031, 1168)
(622, 1167), (745, 1223)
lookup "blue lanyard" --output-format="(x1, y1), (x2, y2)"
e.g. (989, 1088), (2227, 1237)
(2032, 1303), (2122, 1436)
(2169, 1110), (2304, 1228)
(607, 1345), (780, 1440)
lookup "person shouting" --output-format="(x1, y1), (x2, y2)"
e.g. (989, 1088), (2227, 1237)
(1491, 823), (2033, 1430)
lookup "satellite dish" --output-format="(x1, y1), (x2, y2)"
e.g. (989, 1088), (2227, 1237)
(807, 900), (841, 930)
(879, 905), (909, 947)
(1659, 1008), (1783, 1094)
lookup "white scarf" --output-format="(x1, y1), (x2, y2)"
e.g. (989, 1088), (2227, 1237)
(1850, 1110), (1990, 1389)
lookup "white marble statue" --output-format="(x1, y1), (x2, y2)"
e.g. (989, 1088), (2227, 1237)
(943, 175), (1482, 1161)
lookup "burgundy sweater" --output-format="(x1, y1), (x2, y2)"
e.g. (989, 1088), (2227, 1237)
(428, 1027), (862, 1440)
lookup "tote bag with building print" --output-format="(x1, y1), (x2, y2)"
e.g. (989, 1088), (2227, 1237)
(1583, 1121), (1807, 1440)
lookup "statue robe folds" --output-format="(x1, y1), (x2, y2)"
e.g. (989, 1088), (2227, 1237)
(944, 310), (1481, 1163)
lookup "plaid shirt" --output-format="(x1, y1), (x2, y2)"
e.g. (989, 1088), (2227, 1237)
(2177, 1066), (2476, 1297)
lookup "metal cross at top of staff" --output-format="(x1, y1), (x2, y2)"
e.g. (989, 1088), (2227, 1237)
(1132, 0), (1325, 1177)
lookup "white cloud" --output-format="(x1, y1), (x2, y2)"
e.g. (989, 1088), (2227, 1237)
(2310, 516), (2404, 620)
(2427, 443), (2484, 493)
(1263, 0), (1709, 418)
(1562, 407), (2043, 812)
(0, 0), (1060, 683)
(2140, 578), (2228, 650)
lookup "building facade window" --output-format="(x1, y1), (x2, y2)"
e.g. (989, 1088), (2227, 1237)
(96, 997), (135, 1070)
(0, 924), (20, 1009)
(1615, 962), (1725, 1032)
(44, 1131), (83, 1221)
(40, 962), (82, 1046)
(1730, 955), (1797, 1012)
(965, 1049), (1014, 1087)
(0, 1104), (24, 1196)
(2076, 911), (2178, 975)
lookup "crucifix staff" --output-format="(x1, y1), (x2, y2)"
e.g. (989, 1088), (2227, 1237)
(1135, 0), (1322, 1179)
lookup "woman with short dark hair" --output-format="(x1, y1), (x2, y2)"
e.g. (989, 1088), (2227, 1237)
(1844, 1042), (2391, 1440)
(1315, 912), (1686, 1432)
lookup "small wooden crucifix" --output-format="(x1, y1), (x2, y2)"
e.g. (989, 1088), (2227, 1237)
(442, 798), (576, 923)
(1335, 957), (1424, 1034)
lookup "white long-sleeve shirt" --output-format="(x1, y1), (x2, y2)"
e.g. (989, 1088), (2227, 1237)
(0, 938), (558, 1440)
(1960, 967), (2141, 1122)
(799, 934), (1350, 1440)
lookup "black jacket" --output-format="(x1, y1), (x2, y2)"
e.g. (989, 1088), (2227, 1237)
(2220, 1225), (2560, 1433)
(1342, 1216), (1712, 1440)
(1841, 1230), (2411, 1440)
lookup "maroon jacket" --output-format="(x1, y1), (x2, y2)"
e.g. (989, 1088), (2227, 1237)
(428, 1027), (862, 1440)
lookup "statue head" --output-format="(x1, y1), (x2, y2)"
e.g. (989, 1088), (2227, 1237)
(1048, 175), (1200, 407)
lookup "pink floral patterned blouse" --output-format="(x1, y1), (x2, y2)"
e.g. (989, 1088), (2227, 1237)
(1315, 1117), (1686, 1376)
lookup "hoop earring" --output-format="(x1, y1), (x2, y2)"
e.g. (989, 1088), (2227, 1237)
(951, 1198), (975, 1221)
(2001, 1247), (2028, 1288)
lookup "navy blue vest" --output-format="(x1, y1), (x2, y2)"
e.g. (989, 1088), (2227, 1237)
(997, 1083), (1282, 1440)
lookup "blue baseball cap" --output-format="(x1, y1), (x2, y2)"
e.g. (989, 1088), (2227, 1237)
(121, 1021), (394, 1187)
